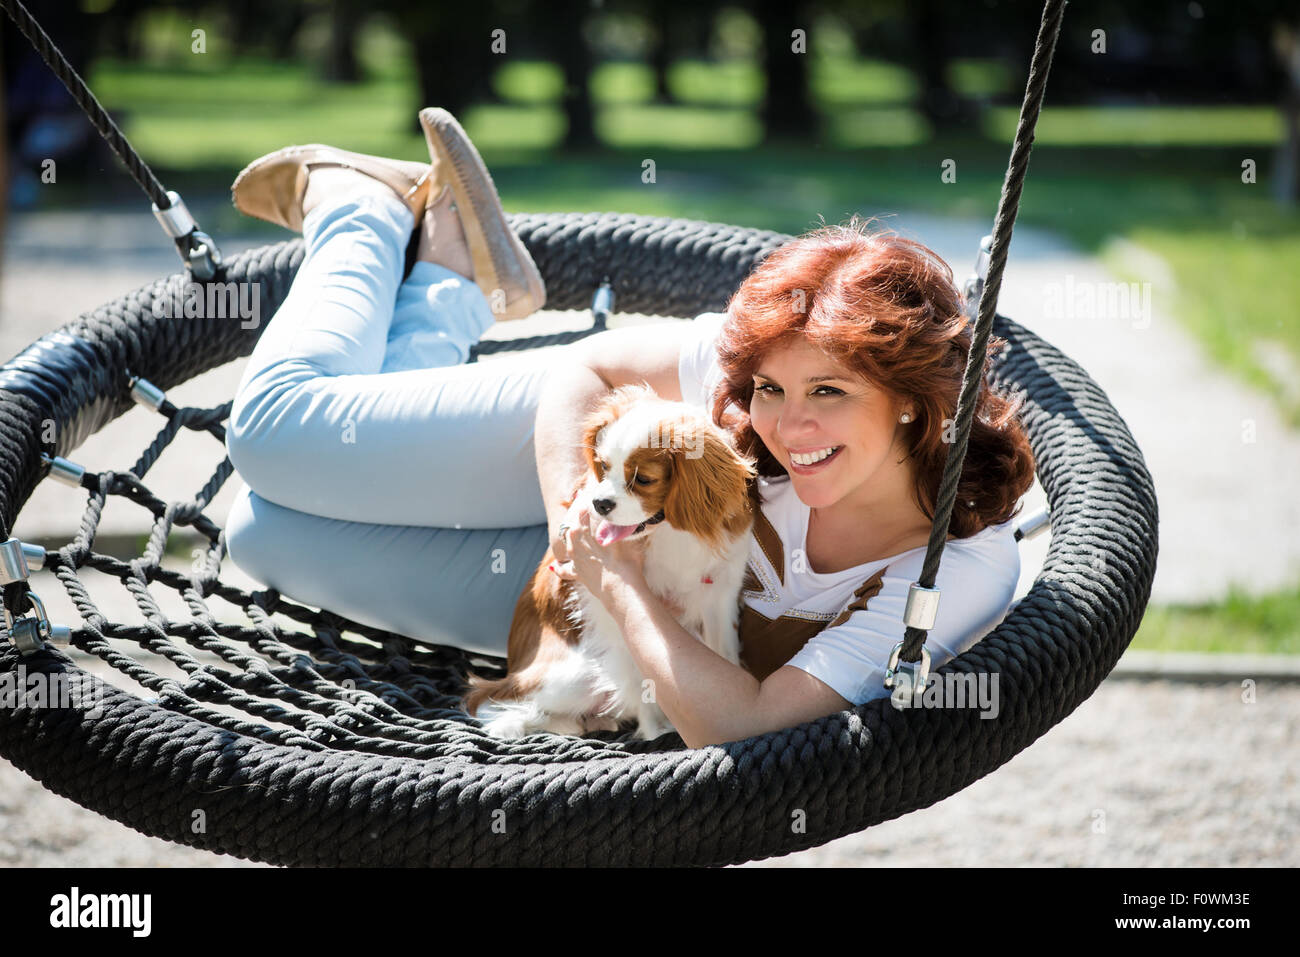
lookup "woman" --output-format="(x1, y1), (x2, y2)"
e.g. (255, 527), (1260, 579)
(224, 109), (1036, 748)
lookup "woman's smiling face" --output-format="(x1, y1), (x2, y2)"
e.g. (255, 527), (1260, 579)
(748, 336), (911, 510)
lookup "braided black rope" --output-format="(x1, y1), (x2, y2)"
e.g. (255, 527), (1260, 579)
(0, 212), (1157, 866)
(901, 0), (1067, 664)
(0, 0), (171, 210)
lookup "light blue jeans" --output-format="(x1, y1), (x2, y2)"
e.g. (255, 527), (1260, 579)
(224, 192), (554, 657)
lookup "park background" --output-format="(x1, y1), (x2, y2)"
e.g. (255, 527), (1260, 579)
(0, 0), (1296, 867)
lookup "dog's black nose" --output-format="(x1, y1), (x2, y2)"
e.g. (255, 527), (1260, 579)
(592, 498), (616, 516)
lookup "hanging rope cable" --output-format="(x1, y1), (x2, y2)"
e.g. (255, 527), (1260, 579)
(894, 0), (1067, 674)
(1, 0), (223, 277)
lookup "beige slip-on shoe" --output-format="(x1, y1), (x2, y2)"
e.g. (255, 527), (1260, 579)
(418, 107), (547, 321)
(231, 144), (434, 232)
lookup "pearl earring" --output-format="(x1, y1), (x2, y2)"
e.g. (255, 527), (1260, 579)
(900, 412), (912, 423)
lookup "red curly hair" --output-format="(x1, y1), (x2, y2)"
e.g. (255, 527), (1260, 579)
(712, 218), (1036, 539)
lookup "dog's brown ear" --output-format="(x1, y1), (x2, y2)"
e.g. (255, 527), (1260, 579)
(580, 407), (615, 478)
(579, 385), (649, 475)
(663, 421), (756, 550)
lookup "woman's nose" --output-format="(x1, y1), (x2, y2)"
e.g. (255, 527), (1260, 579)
(777, 401), (818, 442)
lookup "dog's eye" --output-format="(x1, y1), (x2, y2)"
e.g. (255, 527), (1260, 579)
(633, 474), (655, 486)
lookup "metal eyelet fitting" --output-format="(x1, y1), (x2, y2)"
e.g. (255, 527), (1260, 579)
(0, 538), (30, 585)
(187, 230), (223, 281)
(5, 591), (69, 656)
(591, 277), (614, 332)
(152, 190), (197, 239)
(883, 640), (931, 707)
(129, 375), (166, 411)
(903, 583), (941, 631)
(39, 453), (85, 487)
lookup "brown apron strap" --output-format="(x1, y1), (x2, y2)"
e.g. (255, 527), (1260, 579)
(747, 480), (784, 585)
(826, 565), (888, 629)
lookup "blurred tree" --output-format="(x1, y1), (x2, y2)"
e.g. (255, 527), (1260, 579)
(268, 2), (312, 61)
(905, 0), (979, 132)
(537, 0), (595, 148)
(1, 28), (8, 276)
(96, 0), (148, 60)
(1274, 18), (1300, 205)
(372, 1), (496, 127)
(755, 0), (815, 142)
(324, 0), (362, 83)
(647, 0), (674, 101)
(229, 0), (314, 61)
(645, 0), (716, 102)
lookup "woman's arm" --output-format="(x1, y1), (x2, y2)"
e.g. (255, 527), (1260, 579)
(559, 508), (853, 748)
(605, 577), (854, 748)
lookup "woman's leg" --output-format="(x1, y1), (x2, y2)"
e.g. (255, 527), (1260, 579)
(226, 191), (552, 530)
(224, 483), (547, 657)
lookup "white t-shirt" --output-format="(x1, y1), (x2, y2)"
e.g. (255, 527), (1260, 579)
(677, 312), (1021, 706)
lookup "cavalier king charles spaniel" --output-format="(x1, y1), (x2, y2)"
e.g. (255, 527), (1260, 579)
(463, 384), (755, 740)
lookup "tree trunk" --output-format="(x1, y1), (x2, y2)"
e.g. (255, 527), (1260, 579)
(325, 0), (362, 83)
(0, 44), (8, 281)
(914, 0), (980, 133)
(647, 0), (679, 102)
(536, 0), (595, 149)
(1273, 21), (1300, 207)
(756, 0), (814, 143)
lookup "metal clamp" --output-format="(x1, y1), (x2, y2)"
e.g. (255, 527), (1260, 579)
(186, 230), (223, 281)
(3, 591), (71, 656)
(0, 539), (47, 582)
(883, 641), (931, 707)
(0, 538), (30, 585)
(962, 234), (994, 320)
(22, 543), (46, 571)
(152, 189), (197, 239)
(129, 374), (166, 411)
(591, 277), (614, 332)
(903, 582), (941, 630)
(151, 190), (223, 281)
(39, 453), (85, 487)
(1014, 505), (1051, 542)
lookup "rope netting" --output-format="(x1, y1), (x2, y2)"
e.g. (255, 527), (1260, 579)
(32, 367), (676, 763)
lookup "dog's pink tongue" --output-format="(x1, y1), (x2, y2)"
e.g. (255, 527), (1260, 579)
(596, 520), (639, 546)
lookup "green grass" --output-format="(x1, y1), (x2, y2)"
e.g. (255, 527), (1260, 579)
(1129, 585), (1300, 655)
(1106, 225), (1300, 428)
(986, 105), (1284, 147)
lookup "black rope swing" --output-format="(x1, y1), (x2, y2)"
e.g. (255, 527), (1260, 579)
(0, 0), (1158, 866)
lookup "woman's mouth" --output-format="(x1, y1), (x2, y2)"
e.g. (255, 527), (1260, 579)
(786, 445), (843, 474)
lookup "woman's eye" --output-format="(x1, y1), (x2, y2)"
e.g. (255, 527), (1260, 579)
(754, 383), (841, 396)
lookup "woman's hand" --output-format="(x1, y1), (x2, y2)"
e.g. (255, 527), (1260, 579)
(552, 506), (648, 601)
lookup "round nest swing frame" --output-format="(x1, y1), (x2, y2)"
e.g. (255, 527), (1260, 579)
(0, 212), (1157, 867)
(0, 0), (1158, 866)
